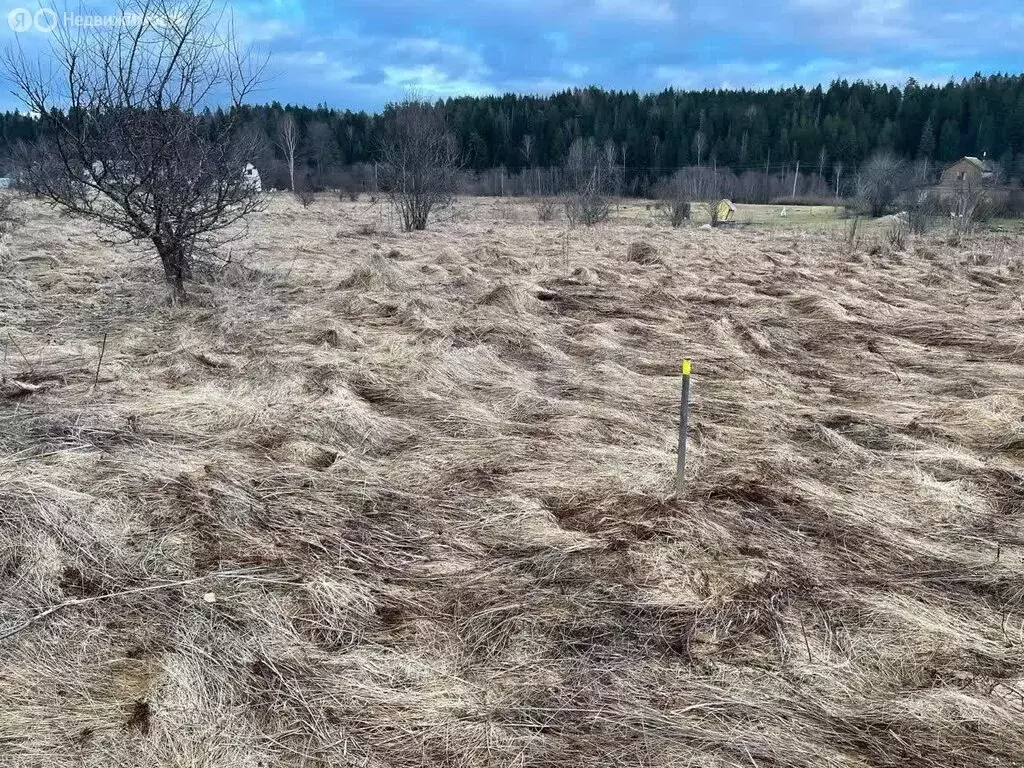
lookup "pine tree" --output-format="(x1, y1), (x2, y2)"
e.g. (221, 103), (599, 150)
(938, 119), (960, 161)
(917, 116), (936, 160)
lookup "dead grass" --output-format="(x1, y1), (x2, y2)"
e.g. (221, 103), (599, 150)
(2, 194), (1024, 767)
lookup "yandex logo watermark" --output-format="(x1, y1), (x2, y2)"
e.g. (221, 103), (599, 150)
(8, 6), (183, 31)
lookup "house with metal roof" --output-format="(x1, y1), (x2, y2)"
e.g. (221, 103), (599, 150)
(940, 156), (994, 188)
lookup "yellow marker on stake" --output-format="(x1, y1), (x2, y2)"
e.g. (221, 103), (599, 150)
(676, 359), (692, 495)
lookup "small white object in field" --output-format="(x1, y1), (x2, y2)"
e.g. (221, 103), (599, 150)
(203, 592), (217, 603)
(242, 163), (262, 193)
(781, 207), (788, 217)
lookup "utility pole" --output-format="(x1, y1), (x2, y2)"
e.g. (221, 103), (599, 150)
(792, 160), (800, 198)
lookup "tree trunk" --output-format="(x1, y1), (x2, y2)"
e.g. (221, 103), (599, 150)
(155, 238), (187, 301)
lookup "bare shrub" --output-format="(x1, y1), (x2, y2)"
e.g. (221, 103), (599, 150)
(898, 162), (937, 235)
(653, 173), (691, 227)
(858, 152), (909, 218)
(4, 0), (266, 301)
(536, 199), (558, 222)
(295, 185), (316, 208)
(886, 220), (907, 250)
(564, 178), (610, 227)
(667, 199), (691, 227)
(378, 99), (460, 231)
(902, 191), (938, 235)
(946, 181), (995, 241)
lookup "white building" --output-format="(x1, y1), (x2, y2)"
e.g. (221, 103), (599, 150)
(242, 163), (262, 192)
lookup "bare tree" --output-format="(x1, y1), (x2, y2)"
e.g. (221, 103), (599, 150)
(857, 152), (908, 218)
(521, 133), (536, 195)
(563, 138), (611, 226)
(693, 131), (707, 168)
(276, 113), (298, 192)
(307, 121), (335, 188)
(521, 134), (534, 166)
(5, 0), (265, 300)
(652, 171), (691, 227)
(564, 137), (597, 191)
(377, 99), (460, 231)
(694, 110), (707, 168)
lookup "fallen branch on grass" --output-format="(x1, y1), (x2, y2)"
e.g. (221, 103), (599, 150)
(0, 570), (260, 643)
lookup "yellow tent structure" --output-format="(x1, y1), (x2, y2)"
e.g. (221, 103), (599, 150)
(716, 199), (737, 221)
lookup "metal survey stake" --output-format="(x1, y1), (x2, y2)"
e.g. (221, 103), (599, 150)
(675, 359), (692, 495)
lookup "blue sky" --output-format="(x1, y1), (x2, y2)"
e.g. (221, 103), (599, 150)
(3, 0), (1024, 112)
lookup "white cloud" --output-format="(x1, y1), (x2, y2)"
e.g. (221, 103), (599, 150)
(388, 37), (483, 64)
(271, 51), (360, 83)
(383, 37), (492, 93)
(382, 65), (494, 97)
(595, 0), (675, 23)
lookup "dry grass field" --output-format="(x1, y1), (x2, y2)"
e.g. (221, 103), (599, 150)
(3, 194), (1024, 767)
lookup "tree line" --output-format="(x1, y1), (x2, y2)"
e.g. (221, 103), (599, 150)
(5, 73), (1024, 196)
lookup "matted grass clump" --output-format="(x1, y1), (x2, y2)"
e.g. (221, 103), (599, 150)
(2, 195), (1024, 767)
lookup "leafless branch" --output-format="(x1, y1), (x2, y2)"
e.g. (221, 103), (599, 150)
(3, 0), (268, 300)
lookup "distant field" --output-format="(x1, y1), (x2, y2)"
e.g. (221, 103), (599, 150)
(607, 198), (1024, 233)
(3, 195), (1024, 767)
(609, 199), (848, 229)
